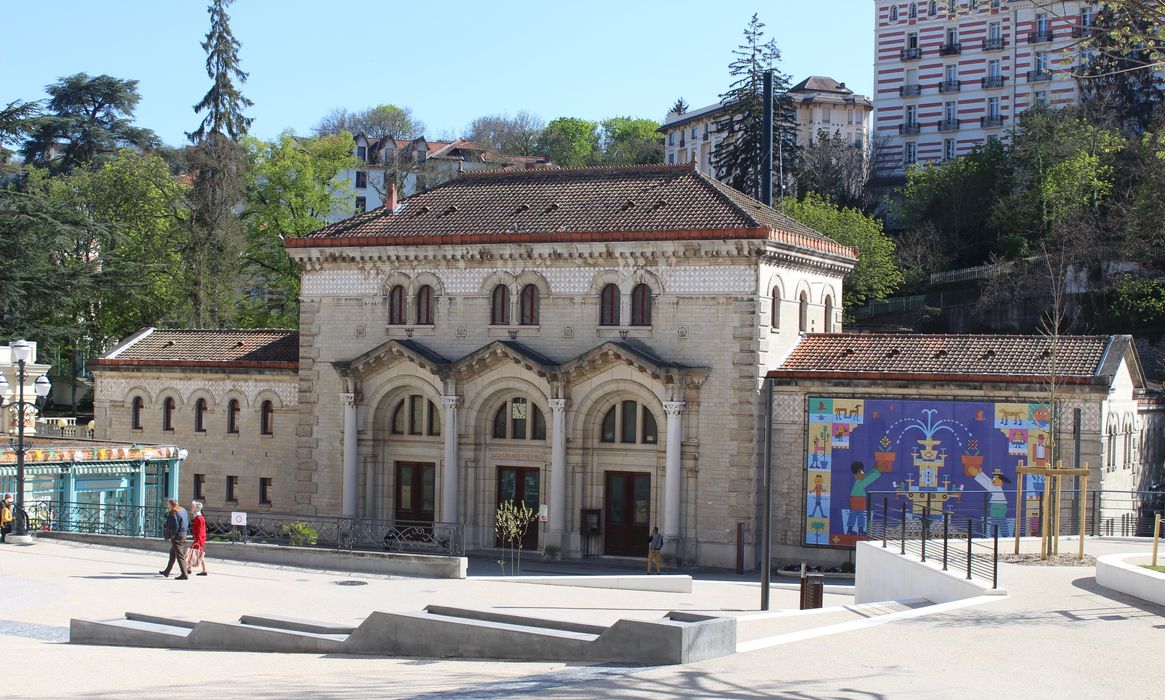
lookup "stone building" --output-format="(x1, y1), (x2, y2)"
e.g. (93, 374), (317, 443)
(767, 332), (1153, 562)
(91, 329), (299, 513)
(284, 163), (857, 567)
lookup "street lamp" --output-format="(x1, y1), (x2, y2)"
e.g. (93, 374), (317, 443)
(0, 339), (52, 539)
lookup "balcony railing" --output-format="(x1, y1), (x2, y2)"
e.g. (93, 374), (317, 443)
(1028, 69), (1053, 82)
(900, 84), (922, 97)
(937, 119), (961, 132)
(980, 115), (1005, 128)
(939, 42), (962, 56)
(981, 75), (1007, 89)
(1028, 30), (1054, 43)
(938, 79), (962, 93)
(901, 46), (923, 60)
(1071, 25), (1095, 38)
(982, 37), (1007, 50)
(899, 122), (922, 135)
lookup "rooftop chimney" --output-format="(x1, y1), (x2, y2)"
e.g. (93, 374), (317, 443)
(385, 182), (397, 212)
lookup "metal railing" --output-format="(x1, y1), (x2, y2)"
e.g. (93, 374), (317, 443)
(939, 42), (962, 56)
(981, 75), (1007, 89)
(24, 501), (463, 556)
(899, 123), (922, 135)
(981, 115), (1006, 128)
(938, 79), (962, 93)
(867, 495), (999, 587)
(1028, 30), (1055, 43)
(938, 118), (961, 132)
(901, 47), (923, 60)
(982, 37), (1007, 51)
(900, 84), (922, 97)
(1028, 70), (1053, 82)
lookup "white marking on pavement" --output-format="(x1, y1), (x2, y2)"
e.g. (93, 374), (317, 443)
(736, 595), (1006, 653)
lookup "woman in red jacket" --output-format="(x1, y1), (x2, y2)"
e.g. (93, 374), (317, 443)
(185, 500), (209, 576)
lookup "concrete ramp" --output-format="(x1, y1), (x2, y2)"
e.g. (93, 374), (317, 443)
(71, 606), (736, 665)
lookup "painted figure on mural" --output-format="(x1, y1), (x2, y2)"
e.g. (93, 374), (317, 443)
(972, 467), (1012, 536)
(1033, 433), (1049, 467)
(847, 461), (882, 535)
(810, 434), (827, 468)
(810, 474), (828, 517)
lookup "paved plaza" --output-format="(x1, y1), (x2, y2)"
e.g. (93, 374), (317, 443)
(0, 538), (1161, 698)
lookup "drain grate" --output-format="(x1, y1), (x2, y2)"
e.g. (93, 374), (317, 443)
(336, 579), (368, 586)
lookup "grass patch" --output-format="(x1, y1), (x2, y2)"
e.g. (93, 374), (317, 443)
(1142, 565), (1165, 573)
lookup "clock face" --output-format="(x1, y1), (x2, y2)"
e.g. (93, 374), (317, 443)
(511, 401), (528, 420)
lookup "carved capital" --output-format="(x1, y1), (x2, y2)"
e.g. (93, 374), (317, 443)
(663, 401), (686, 417)
(339, 392), (357, 407)
(441, 395), (461, 409)
(549, 398), (566, 414)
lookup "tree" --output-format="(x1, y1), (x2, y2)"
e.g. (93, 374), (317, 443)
(466, 111), (544, 155)
(314, 104), (423, 140)
(1050, 0), (1165, 72)
(58, 150), (191, 342)
(711, 14), (799, 201)
(669, 98), (688, 116)
(1, 100), (39, 170)
(537, 117), (598, 167)
(598, 117), (663, 165)
(798, 128), (868, 209)
(20, 74), (157, 173)
(188, 0), (253, 142)
(238, 132), (357, 327)
(782, 193), (902, 313)
(1079, 4), (1165, 134)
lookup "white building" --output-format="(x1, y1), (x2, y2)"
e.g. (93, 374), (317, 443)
(661, 76), (874, 177)
(874, 0), (1097, 174)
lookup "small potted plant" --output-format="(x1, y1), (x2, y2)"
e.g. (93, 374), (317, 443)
(875, 435), (896, 473)
(961, 439), (984, 477)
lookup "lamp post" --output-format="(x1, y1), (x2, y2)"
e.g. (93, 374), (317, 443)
(1, 339), (52, 540)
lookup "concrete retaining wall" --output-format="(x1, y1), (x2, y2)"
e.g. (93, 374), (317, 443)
(855, 541), (1003, 604)
(38, 531), (466, 579)
(1096, 552), (1165, 606)
(479, 575), (692, 593)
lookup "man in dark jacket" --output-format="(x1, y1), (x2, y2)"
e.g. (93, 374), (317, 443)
(159, 498), (190, 580)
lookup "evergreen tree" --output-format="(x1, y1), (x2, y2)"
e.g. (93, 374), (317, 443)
(669, 98), (688, 116)
(20, 74), (157, 174)
(711, 14), (798, 202)
(1079, 4), (1165, 134)
(188, 0), (253, 143)
(183, 0), (252, 327)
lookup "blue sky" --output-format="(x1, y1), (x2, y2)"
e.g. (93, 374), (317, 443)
(2, 1), (873, 147)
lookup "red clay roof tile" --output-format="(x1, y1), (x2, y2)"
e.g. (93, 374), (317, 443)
(96, 329), (298, 369)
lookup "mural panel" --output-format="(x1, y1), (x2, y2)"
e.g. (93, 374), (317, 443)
(804, 397), (1051, 547)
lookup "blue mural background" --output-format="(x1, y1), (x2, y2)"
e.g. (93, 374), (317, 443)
(804, 397), (1051, 547)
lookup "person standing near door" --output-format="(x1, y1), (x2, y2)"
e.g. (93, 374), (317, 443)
(646, 526), (664, 574)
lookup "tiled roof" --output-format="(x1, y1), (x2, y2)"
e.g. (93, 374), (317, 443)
(789, 75), (853, 95)
(96, 328), (298, 369)
(290, 163), (857, 260)
(770, 333), (1134, 385)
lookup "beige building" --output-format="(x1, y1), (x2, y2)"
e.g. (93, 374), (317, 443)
(662, 76), (874, 177)
(92, 329), (299, 513)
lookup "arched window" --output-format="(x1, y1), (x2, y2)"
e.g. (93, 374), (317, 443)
(630, 283), (651, 326)
(600, 401), (657, 444)
(415, 284), (433, 325)
(492, 398), (546, 440)
(770, 287), (781, 330)
(600, 284), (620, 326)
(390, 395), (440, 436)
(928, 0), (937, 15)
(131, 396), (144, 430)
(162, 397), (175, 432)
(227, 398), (240, 434)
(799, 292), (809, 332)
(519, 284), (540, 325)
(194, 398), (207, 433)
(824, 296), (834, 333)
(890, 4), (899, 20)
(388, 285), (406, 325)
(491, 284), (509, 325)
(260, 400), (274, 436)
(1106, 420), (1117, 471)
(909, 2), (917, 18)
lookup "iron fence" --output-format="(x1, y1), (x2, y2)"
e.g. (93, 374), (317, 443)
(23, 501), (462, 556)
(866, 496), (998, 588)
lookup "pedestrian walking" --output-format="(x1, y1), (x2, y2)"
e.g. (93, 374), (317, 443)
(158, 498), (190, 580)
(1, 493), (12, 543)
(184, 501), (208, 576)
(646, 526), (664, 574)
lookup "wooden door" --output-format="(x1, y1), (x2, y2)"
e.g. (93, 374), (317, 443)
(604, 471), (650, 556)
(395, 462), (435, 523)
(496, 466), (540, 549)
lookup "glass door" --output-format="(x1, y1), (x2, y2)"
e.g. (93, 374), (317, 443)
(496, 466), (540, 549)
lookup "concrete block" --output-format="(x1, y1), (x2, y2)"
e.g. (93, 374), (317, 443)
(187, 621), (347, 654)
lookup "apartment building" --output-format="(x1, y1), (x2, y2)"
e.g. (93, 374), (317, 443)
(874, 0), (1097, 175)
(661, 76), (873, 179)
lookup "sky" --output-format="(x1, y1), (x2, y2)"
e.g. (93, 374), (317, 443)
(1, 1), (874, 148)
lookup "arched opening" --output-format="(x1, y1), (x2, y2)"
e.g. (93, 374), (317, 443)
(162, 397), (175, 432)
(630, 283), (652, 326)
(194, 398), (207, 433)
(131, 396), (144, 430)
(600, 284), (620, 326)
(227, 399), (240, 434)
(770, 287), (781, 330)
(519, 284), (540, 325)
(824, 295), (834, 333)
(490, 285), (509, 325)
(388, 285), (406, 325)
(260, 400), (274, 436)
(799, 291), (809, 332)
(415, 284), (433, 325)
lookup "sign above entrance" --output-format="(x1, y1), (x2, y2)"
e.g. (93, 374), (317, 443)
(492, 451), (544, 462)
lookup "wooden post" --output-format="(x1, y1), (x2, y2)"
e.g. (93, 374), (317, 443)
(1014, 460), (1025, 554)
(1153, 513), (1161, 568)
(1078, 469), (1087, 560)
(1054, 460), (1063, 556)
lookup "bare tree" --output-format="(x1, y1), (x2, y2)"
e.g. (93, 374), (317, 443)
(314, 104), (423, 140)
(465, 111), (545, 155)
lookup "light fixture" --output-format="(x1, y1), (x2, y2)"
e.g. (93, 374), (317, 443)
(2, 341), (50, 542)
(618, 329), (630, 340)
(507, 329), (519, 340)
(10, 339), (31, 364)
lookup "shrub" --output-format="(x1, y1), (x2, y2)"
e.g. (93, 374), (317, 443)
(281, 521), (319, 547)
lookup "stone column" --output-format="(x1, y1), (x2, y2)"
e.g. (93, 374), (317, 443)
(548, 399), (567, 533)
(341, 392), (358, 518)
(663, 401), (686, 542)
(441, 396), (460, 523)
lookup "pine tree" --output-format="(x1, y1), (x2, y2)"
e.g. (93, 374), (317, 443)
(711, 14), (799, 202)
(183, 0), (252, 327)
(669, 98), (688, 116)
(1079, 5), (1165, 134)
(188, 0), (253, 143)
